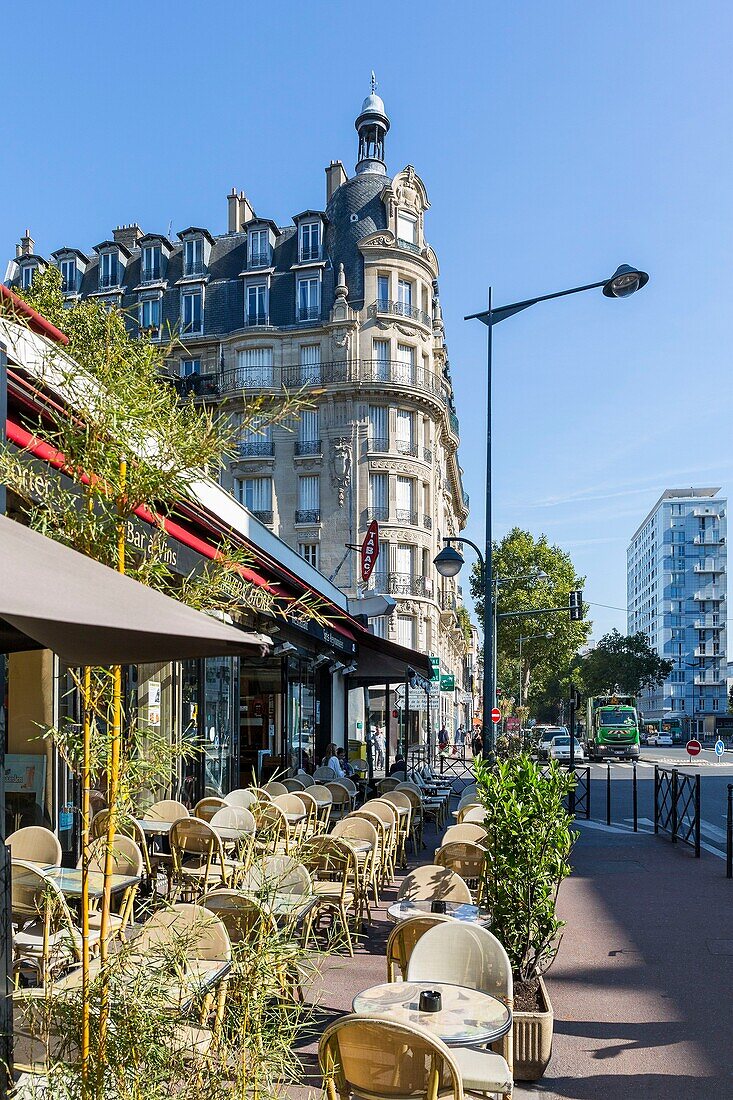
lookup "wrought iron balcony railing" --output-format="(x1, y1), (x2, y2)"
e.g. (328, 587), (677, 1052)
(395, 509), (419, 526)
(245, 312), (270, 327)
(249, 249), (271, 268)
(251, 509), (274, 524)
(369, 299), (432, 327)
(366, 507), (389, 523)
(386, 573), (432, 597)
(295, 509), (321, 524)
(367, 436), (390, 453)
(294, 440), (322, 456)
(396, 440), (419, 458)
(297, 305), (321, 322)
(423, 515), (433, 529)
(238, 441), (275, 458)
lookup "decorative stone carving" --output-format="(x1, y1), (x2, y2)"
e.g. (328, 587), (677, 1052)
(330, 437), (352, 506)
(331, 329), (350, 350)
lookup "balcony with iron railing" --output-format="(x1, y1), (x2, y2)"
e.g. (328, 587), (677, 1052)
(439, 589), (459, 611)
(249, 249), (271, 268)
(294, 439), (322, 456)
(184, 262), (205, 278)
(423, 514), (433, 530)
(395, 509), (419, 526)
(423, 446), (433, 464)
(369, 299), (432, 328)
(295, 509), (321, 524)
(379, 573), (433, 598)
(367, 436), (390, 453)
(172, 373), (220, 399)
(396, 238), (422, 254)
(299, 246), (321, 262)
(237, 441), (275, 458)
(366, 507), (389, 523)
(141, 266), (162, 284)
(251, 509), (274, 525)
(98, 274), (121, 291)
(297, 305), (321, 322)
(245, 311), (270, 327)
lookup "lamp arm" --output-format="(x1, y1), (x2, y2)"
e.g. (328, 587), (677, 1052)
(443, 535), (485, 570)
(466, 279), (607, 327)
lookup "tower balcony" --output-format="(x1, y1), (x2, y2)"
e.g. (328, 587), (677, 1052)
(368, 299), (432, 329)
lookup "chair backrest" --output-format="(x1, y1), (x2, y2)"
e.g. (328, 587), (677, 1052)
(406, 922), (512, 1004)
(88, 811), (151, 874)
(202, 889), (274, 943)
(170, 818), (223, 864)
(331, 817), (378, 850)
(81, 835), (144, 878)
(435, 841), (489, 881)
(339, 777), (358, 798)
(11, 859), (75, 931)
(272, 793), (308, 817)
(397, 865), (472, 903)
(263, 781), (288, 798)
(252, 800), (288, 848)
(386, 914), (451, 981)
(377, 778), (400, 795)
(394, 784), (422, 810)
(313, 766), (338, 782)
(138, 902), (231, 960)
(457, 792), (479, 811)
(8, 827), (62, 867)
(363, 799), (397, 829)
(308, 784), (333, 805)
(442, 823), (488, 846)
(325, 782), (351, 809)
(296, 789), (319, 822)
(295, 771), (315, 787)
(381, 791), (412, 814)
(319, 1015), (463, 1100)
(300, 836), (355, 890)
(390, 770), (407, 783)
(282, 778), (306, 792)
(240, 854), (312, 896)
(210, 805), (255, 833)
(460, 806), (486, 825)
(224, 788), (258, 810)
(194, 796), (227, 822)
(350, 759), (368, 775)
(146, 800), (190, 823)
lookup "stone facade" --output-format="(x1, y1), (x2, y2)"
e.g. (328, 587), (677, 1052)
(5, 83), (472, 731)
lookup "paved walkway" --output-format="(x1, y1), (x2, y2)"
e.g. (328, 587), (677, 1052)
(528, 821), (733, 1099)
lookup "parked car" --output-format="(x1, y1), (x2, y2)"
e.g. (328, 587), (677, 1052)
(549, 735), (586, 763)
(656, 732), (673, 747)
(536, 726), (568, 761)
(646, 731), (659, 746)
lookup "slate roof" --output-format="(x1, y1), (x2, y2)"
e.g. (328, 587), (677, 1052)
(6, 169), (391, 332)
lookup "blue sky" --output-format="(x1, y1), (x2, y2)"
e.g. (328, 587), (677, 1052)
(2, 1), (731, 640)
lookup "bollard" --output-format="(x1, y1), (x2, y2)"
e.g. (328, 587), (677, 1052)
(585, 765), (591, 819)
(671, 769), (678, 844)
(694, 772), (701, 858)
(654, 765), (659, 833)
(633, 761), (638, 832)
(721, 787), (726, 880)
(606, 762), (612, 826)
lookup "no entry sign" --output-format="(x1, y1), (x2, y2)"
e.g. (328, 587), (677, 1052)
(490, 708), (501, 724)
(686, 739), (702, 757)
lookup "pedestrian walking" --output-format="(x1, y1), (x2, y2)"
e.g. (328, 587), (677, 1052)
(438, 724), (449, 754)
(472, 730), (483, 757)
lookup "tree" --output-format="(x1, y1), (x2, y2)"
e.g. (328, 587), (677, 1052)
(470, 527), (591, 711)
(576, 629), (673, 697)
(728, 684), (733, 715)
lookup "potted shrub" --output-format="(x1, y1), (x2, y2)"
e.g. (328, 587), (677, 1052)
(475, 755), (576, 1081)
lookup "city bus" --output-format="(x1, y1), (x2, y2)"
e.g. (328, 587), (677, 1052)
(643, 717), (684, 746)
(586, 695), (641, 760)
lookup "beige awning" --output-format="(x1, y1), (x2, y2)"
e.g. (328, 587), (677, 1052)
(354, 631), (432, 685)
(0, 514), (270, 664)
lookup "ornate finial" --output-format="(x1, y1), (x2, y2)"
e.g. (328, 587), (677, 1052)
(370, 71), (377, 94)
(335, 262), (348, 300)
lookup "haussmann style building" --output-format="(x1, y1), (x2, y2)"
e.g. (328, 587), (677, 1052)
(5, 81), (473, 743)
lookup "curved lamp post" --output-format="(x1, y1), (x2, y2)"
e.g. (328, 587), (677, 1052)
(444, 265), (649, 762)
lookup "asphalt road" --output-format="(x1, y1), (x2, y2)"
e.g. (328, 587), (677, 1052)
(581, 746), (733, 859)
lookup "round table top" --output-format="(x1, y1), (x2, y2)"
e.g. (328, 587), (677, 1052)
(387, 899), (491, 925)
(352, 981), (511, 1047)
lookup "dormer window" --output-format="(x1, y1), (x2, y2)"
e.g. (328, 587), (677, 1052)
(141, 244), (161, 283)
(99, 251), (120, 290)
(20, 264), (37, 289)
(59, 259), (77, 294)
(299, 222), (320, 262)
(183, 237), (203, 277)
(249, 228), (270, 268)
(397, 212), (418, 250)
(181, 288), (203, 335)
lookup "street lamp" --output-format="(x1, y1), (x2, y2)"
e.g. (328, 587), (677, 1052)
(463, 263), (648, 762)
(518, 632), (552, 711)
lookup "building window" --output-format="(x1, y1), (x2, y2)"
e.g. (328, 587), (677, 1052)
(59, 259), (76, 293)
(183, 237), (204, 277)
(397, 279), (413, 314)
(246, 284), (268, 326)
(141, 244), (161, 282)
(377, 275), (390, 310)
(395, 409), (416, 456)
(236, 347), (273, 388)
(296, 475), (320, 524)
(238, 415), (273, 457)
(297, 277), (320, 321)
(299, 345), (321, 384)
(369, 473), (388, 521)
(139, 297), (161, 334)
(396, 615), (415, 650)
(395, 343), (415, 385)
(180, 358), (201, 378)
(181, 289), (203, 334)
(299, 222), (320, 262)
(20, 264), (36, 289)
(296, 408), (320, 455)
(372, 339), (390, 382)
(369, 406), (388, 451)
(249, 229), (270, 268)
(99, 251), (120, 290)
(299, 543), (320, 569)
(397, 212), (417, 247)
(369, 616), (388, 639)
(396, 476), (416, 525)
(235, 476), (273, 520)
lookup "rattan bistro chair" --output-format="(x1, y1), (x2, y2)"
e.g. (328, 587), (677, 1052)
(263, 781), (288, 799)
(397, 865), (472, 904)
(300, 836), (359, 955)
(8, 828), (62, 868)
(380, 791), (412, 870)
(325, 782), (352, 823)
(406, 922), (514, 1098)
(460, 805), (486, 825)
(308, 784), (333, 831)
(11, 861), (96, 985)
(80, 836), (143, 939)
(331, 816), (379, 916)
(169, 819), (243, 899)
(385, 913), (451, 981)
(194, 797), (228, 823)
(224, 788), (259, 810)
(319, 1015), (464, 1100)
(442, 823), (489, 847)
(435, 841), (490, 905)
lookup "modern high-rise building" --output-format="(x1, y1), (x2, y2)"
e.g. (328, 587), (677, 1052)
(4, 81), (472, 734)
(627, 488), (727, 736)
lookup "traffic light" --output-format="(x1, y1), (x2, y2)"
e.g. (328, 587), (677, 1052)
(569, 590), (584, 621)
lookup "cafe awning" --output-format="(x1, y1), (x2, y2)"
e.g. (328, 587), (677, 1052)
(353, 630), (432, 686)
(0, 514), (271, 665)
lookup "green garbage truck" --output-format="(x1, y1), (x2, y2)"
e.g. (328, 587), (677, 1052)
(586, 694), (641, 761)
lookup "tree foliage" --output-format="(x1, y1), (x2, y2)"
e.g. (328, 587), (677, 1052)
(576, 629), (673, 697)
(470, 527), (591, 711)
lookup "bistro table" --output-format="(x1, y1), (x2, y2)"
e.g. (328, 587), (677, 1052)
(352, 981), (511, 1048)
(29, 865), (139, 901)
(136, 818), (252, 844)
(387, 899), (490, 925)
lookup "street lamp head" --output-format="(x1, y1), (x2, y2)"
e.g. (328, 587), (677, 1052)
(602, 264), (649, 299)
(434, 544), (465, 578)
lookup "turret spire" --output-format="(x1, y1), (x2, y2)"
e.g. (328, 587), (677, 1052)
(355, 76), (390, 175)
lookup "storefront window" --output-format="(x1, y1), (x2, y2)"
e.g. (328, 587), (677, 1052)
(288, 657), (317, 773)
(202, 656), (236, 797)
(239, 658), (284, 784)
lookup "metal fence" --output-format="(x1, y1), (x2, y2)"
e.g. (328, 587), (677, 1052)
(654, 765), (701, 857)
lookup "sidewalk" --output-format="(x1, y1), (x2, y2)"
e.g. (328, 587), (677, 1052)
(530, 821), (733, 1099)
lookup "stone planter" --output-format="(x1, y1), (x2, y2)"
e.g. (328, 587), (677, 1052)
(513, 976), (553, 1081)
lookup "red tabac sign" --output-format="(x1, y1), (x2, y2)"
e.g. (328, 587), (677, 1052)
(361, 521), (380, 582)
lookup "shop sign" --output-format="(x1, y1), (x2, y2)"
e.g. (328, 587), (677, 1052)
(147, 681), (161, 727)
(429, 656), (441, 681)
(288, 616), (357, 656)
(440, 674), (456, 691)
(5, 754), (46, 807)
(360, 521), (380, 582)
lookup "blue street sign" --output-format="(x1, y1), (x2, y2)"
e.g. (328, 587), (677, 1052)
(714, 739), (725, 757)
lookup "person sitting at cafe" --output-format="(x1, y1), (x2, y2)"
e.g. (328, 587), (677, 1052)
(336, 747), (354, 777)
(324, 742), (345, 777)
